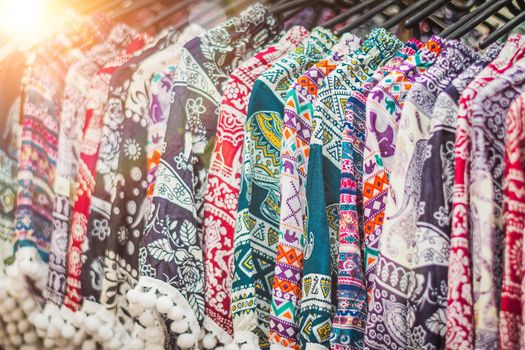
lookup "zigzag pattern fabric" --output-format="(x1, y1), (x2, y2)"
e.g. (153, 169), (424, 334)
(202, 25), (310, 338)
(365, 39), (480, 350)
(332, 39), (422, 350)
(231, 27), (337, 348)
(359, 38), (443, 309)
(300, 28), (402, 349)
(268, 33), (360, 350)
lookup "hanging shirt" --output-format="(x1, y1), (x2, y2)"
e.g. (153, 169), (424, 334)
(446, 34), (525, 350)
(332, 39), (422, 350)
(360, 39), (442, 311)
(62, 35), (148, 311)
(500, 91), (525, 350)
(15, 15), (113, 263)
(202, 26), (310, 341)
(270, 33), (361, 350)
(407, 43), (502, 350)
(468, 60), (525, 350)
(139, 4), (281, 340)
(232, 27), (337, 348)
(0, 50), (25, 271)
(365, 40), (479, 350)
(72, 32), (176, 310)
(302, 28), (402, 349)
(101, 25), (203, 328)
(45, 23), (137, 308)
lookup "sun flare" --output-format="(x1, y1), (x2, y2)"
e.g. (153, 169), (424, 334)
(0, 0), (54, 41)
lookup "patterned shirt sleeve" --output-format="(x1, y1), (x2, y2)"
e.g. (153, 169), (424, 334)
(468, 63), (525, 349)
(46, 23), (136, 309)
(269, 33), (360, 350)
(365, 39), (479, 350)
(406, 42), (502, 350)
(500, 91), (525, 350)
(137, 5), (281, 348)
(446, 34), (525, 350)
(202, 25), (310, 341)
(232, 27), (337, 348)
(302, 28), (402, 349)
(332, 39), (422, 350)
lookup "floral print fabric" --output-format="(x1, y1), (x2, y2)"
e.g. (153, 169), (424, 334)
(365, 40), (479, 350)
(15, 16), (112, 263)
(446, 34), (525, 350)
(269, 33), (361, 350)
(45, 23), (136, 308)
(102, 26), (199, 327)
(202, 25), (310, 339)
(468, 60), (525, 349)
(231, 27), (337, 348)
(360, 38), (443, 309)
(63, 35), (148, 311)
(302, 28), (402, 349)
(408, 42), (502, 350)
(140, 3), (281, 333)
(500, 92), (525, 350)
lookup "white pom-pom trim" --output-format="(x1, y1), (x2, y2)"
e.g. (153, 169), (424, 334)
(177, 332), (198, 349)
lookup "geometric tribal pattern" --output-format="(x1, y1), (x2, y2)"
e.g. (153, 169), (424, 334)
(269, 34), (360, 350)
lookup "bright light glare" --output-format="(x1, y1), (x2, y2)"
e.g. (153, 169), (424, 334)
(0, 0), (50, 41)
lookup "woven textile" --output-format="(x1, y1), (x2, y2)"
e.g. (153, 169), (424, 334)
(468, 62), (525, 349)
(360, 38), (443, 309)
(45, 23), (136, 307)
(500, 92), (525, 350)
(365, 40), (479, 350)
(407, 43), (502, 350)
(61, 35), (147, 311)
(331, 39), (422, 350)
(139, 4), (281, 337)
(101, 26), (204, 328)
(15, 15), (112, 264)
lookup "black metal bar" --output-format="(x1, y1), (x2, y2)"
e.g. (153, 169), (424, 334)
(404, 0), (451, 27)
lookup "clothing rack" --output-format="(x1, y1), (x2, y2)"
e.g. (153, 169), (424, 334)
(0, 1), (525, 350)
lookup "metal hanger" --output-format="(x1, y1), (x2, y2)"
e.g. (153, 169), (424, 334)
(139, 0), (194, 31)
(445, 0), (509, 39)
(440, 0), (503, 37)
(269, 0), (317, 14)
(335, 0), (399, 34)
(322, 0), (382, 28)
(382, 0), (436, 29)
(404, 0), (452, 28)
(479, 9), (525, 48)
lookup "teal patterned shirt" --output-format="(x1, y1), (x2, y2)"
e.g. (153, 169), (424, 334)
(300, 28), (402, 348)
(231, 27), (337, 348)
